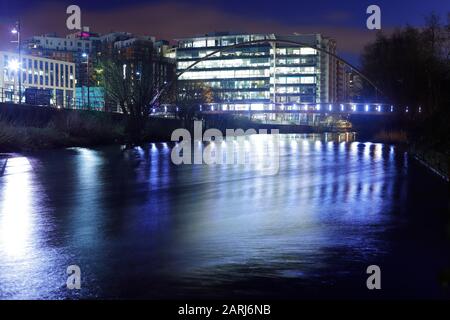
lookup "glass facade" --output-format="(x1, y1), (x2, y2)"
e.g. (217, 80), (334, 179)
(175, 33), (337, 110)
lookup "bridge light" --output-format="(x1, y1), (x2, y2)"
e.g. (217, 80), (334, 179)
(329, 104), (332, 111)
(164, 106), (167, 113)
(211, 105), (214, 111)
(340, 104), (344, 112)
(405, 106), (409, 113)
(376, 105), (381, 112)
(365, 104), (369, 112)
(418, 106), (422, 113)
(316, 104), (320, 111)
(390, 105), (394, 112)
(351, 104), (356, 111)
(199, 105), (202, 111)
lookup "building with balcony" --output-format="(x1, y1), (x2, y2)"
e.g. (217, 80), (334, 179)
(95, 33), (176, 112)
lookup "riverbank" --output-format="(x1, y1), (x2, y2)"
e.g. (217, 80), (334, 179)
(410, 146), (449, 182)
(0, 103), (184, 152)
(365, 128), (449, 182)
(1, 105), (448, 183)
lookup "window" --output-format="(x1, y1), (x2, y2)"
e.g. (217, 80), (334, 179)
(300, 48), (316, 55)
(300, 76), (315, 84)
(193, 40), (206, 48)
(65, 65), (69, 87)
(55, 64), (59, 86)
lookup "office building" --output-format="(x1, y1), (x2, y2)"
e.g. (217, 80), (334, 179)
(24, 28), (100, 88)
(0, 51), (76, 108)
(172, 32), (339, 111)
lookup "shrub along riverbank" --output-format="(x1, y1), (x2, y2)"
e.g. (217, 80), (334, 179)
(0, 103), (181, 153)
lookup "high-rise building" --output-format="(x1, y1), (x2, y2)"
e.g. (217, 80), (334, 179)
(171, 32), (339, 111)
(96, 33), (176, 112)
(23, 29), (176, 112)
(336, 60), (348, 102)
(345, 70), (363, 102)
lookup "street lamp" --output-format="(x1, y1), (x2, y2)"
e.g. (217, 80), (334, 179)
(82, 53), (90, 109)
(7, 59), (20, 71)
(10, 21), (21, 104)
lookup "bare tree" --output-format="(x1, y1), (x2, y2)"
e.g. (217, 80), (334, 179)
(177, 81), (214, 130)
(100, 57), (156, 142)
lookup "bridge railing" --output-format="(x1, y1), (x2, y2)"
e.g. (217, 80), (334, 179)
(0, 86), (422, 116)
(149, 102), (419, 115)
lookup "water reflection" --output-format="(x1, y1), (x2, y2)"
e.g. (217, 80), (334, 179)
(0, 134), (448, 299)
(0, 157), (34, 258)
(0, 157), (66, 299)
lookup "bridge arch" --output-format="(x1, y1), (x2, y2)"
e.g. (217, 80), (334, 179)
(151, 38), (384, 107)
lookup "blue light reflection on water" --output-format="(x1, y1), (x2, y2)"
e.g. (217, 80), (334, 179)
(0, 134), (448, 299)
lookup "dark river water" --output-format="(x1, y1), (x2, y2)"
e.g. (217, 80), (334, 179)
(0, 133), (449, 300)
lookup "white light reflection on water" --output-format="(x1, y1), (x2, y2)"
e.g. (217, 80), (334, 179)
(0, 157), (66, 299)
(0, 133), (447, 299)
(0, 158), (34, 258)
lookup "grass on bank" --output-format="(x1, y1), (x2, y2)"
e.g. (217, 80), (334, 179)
(372, 129), (409, 144)
(0, 112), (126, 152)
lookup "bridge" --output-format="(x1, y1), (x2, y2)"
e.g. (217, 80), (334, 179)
(150, 38), (389, 112)
(147, 37), (422, 128)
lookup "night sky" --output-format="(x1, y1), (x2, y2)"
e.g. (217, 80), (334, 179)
(0, 0), (449, 64)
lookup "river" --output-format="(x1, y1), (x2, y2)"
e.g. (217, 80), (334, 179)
(0, 133), (449, 299)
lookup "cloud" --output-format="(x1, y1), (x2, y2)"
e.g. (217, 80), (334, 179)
(0, 1), (379, 57)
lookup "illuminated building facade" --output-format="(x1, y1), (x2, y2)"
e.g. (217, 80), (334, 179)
(24, 29), (100, 88)
(0, 51), (76, 108)
(173, 32), (339, 112)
